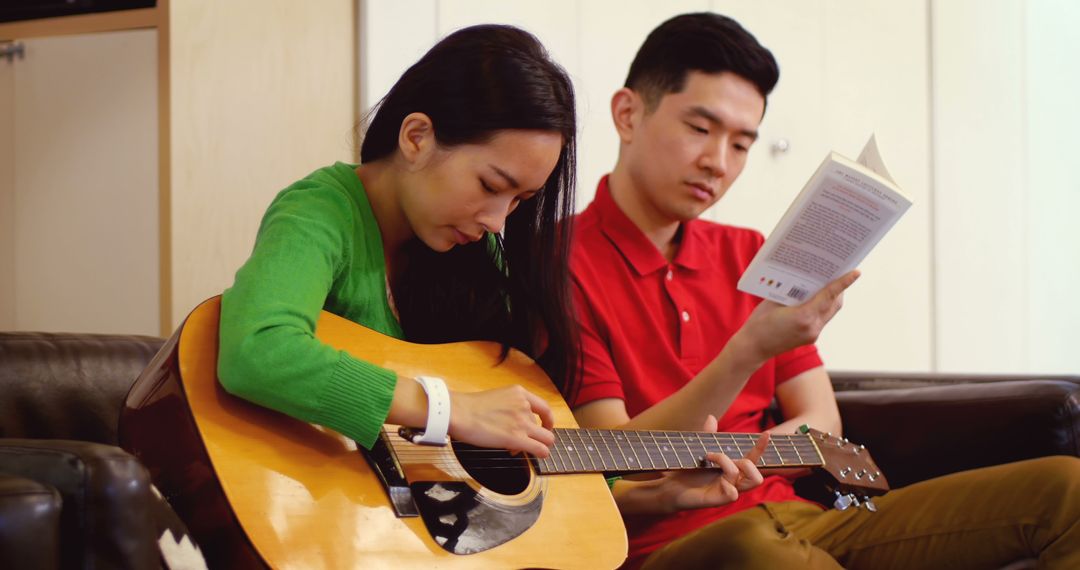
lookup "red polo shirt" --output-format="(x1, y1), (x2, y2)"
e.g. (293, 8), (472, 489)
(570, 177), (823, 567)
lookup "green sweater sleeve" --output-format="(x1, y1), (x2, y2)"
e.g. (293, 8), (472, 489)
(218, 180), (395, 449)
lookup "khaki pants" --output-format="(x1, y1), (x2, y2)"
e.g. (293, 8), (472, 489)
(642, 456), (1080, 569)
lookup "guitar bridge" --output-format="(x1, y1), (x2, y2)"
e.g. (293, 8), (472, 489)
(362, 431), (419, 517)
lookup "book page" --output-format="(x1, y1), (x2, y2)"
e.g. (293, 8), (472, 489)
(737, 136), (912, 305)
(855, 133), (895, 183)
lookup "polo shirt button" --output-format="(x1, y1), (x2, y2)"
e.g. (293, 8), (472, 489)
(681, 310), (690, 322)
(666, 269), (673, 281)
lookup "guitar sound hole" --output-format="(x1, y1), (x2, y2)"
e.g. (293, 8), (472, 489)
(452, 442), (531, 495)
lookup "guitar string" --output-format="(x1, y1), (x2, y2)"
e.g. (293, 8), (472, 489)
(390, 448), (825, 465)
(388, 439), (822, 456)
(385, 433), (837, 468)
(390, 446), (820, 458)
(389, 440), (820, 456)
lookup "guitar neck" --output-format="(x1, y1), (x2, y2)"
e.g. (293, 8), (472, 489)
(536, 428), (824, 475)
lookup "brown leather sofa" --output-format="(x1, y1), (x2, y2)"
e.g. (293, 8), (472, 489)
(0, 332), (171, 570)
(1, 330), (1077, 568)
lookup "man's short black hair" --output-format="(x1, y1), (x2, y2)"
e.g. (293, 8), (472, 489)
(625, 12), (779, 111)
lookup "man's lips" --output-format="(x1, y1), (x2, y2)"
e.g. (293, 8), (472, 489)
(687, 181), (717, 201)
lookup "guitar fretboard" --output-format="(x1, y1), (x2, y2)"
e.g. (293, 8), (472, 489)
(536, 429), (823, 475)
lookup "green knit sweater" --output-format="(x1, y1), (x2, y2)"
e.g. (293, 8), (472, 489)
(218, 162), (403, 449)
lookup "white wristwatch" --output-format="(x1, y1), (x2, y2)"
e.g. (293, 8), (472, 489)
(411, 376), (451, 446)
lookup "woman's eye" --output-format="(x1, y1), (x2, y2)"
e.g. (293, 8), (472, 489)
(481, 180), (498, 194)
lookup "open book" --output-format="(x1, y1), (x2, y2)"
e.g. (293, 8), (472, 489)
(737, 135), (912, 305)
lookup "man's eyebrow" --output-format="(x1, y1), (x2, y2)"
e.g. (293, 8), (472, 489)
(687, 106), (759, 141)
(489, 165), (520, 189)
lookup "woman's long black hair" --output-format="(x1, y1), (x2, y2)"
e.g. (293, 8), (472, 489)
(360, 25), (579, 399)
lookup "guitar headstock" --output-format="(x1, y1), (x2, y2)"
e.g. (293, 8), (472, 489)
(804, 427), (889, 508)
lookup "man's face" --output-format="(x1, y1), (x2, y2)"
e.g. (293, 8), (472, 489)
(625, 71), (766, 223)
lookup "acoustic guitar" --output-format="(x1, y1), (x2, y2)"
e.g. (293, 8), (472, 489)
(120, 296), (888, 569)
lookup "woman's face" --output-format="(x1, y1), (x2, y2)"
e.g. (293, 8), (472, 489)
(401, 129), (563, 252)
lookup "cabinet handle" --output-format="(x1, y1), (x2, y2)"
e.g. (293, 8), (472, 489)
(1, 41), (25, 63)
(770, 138), (791, 156)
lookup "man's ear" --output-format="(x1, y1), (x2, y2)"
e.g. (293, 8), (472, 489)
(611, 87), (644, 144)
(398, 112), (436, 171)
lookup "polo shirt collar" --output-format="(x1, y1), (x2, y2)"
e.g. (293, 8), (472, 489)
(594, 176), (707, 275)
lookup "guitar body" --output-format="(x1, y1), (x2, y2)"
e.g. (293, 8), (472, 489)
(120, 297), (627, 569)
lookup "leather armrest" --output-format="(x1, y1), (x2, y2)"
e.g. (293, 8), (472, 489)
(0, 439), (161, 569)
(0, 475), (61, 570)
(831, 377), (1080, 488)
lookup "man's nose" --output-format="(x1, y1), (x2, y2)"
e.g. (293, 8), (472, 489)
(700, 138), (729, 178)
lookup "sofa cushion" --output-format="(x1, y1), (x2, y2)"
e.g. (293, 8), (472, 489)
(0, 332), (164, 444)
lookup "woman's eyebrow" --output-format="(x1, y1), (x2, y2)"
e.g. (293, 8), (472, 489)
(489, 165), (520, 189)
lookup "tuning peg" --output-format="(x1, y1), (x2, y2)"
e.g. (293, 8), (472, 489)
(862, 496), (878, 512)
(855, 469), (867, 480)
(833, 491), (853, 511)
(839, 466), (852, 478)
(848, 494), (861, 508)
(854, 444), (865, 454)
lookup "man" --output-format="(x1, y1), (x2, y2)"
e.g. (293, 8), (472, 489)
(569, 12), (1079, 570)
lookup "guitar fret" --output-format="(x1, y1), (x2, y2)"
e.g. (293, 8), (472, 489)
(660, 431), (686, 468)
(601, 429), (623, 471)
(769, 435), (786, 466)
(634, 430), (657, 470)
(564, 430), (584, 473)
(589, 430), (613, 471)
(574, 430), (599, 472)
(578, 430), (603, 471)
(536, 455), (552, 474)
(608, 430), (630, 471)
(552, 430), (570, 473)
(788, 435), (806, 465)
(649, 431), (671, 469)
(730, 433), (747, 459)
(668, 433), (687, 467)
(682, 431), (699, 468)
(548, 431), (565, 472)
(694, 432), (710, 465)
(622, 431), (643, 472)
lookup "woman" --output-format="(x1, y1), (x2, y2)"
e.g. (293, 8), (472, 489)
(217, 24), (578, 457)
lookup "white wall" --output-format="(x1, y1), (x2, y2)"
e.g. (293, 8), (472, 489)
(932, 0), (1080, 374)
(360, 0), (934, 372)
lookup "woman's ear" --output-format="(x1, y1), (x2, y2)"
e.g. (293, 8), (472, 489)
(611, 88), (643, 144)
(397, 112), (436, 170)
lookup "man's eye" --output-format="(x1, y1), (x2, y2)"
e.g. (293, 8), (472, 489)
(686, 122), (708, 134)
(734, 144), (749, 153)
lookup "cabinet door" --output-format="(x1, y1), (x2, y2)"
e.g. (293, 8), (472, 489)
(7, 29), (158, 334)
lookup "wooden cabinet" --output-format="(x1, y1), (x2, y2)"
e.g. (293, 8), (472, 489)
(1, 0), (357, 335)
